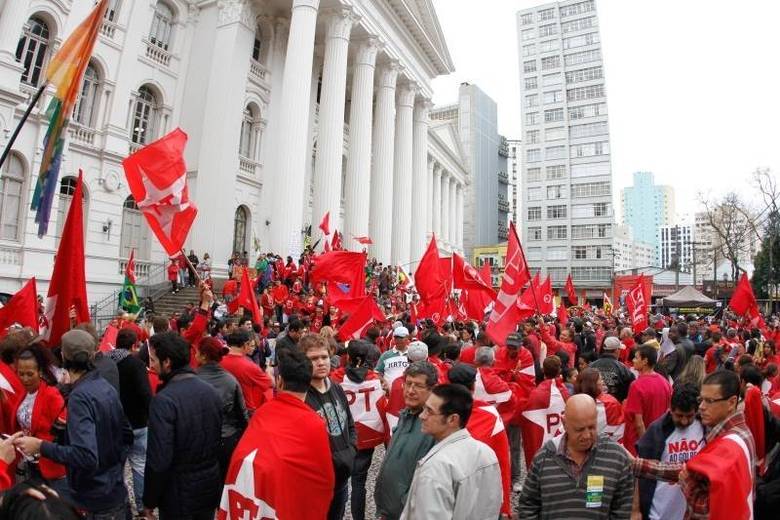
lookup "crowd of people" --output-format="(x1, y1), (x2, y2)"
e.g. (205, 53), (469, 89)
(0, 248), (779, 520)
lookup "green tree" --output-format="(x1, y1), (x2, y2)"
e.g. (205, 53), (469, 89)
(752, 211), (780, 298)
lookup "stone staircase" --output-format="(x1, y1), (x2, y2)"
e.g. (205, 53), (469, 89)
(150, 278), (227, 317)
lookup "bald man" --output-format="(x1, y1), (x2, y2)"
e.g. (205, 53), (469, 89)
(518, 394), (634, 519)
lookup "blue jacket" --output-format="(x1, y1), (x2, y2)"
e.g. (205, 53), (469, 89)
(635, 411), (675, 519)
(41, 370), (132, 512)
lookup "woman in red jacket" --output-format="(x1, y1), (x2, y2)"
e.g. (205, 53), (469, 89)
(13, 344), (67, 495)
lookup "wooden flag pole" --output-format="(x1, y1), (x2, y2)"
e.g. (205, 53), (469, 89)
(0, 83), (47, 171)
(179, 249), (202, 284)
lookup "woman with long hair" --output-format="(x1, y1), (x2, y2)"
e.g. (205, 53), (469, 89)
(12, 344), (68, 498)
(574, 367), (625, 443)
(676, 355), (706, 389)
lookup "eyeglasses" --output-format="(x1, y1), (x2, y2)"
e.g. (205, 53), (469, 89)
(697, 396), (731, 405)
(403, 381), (430, 391)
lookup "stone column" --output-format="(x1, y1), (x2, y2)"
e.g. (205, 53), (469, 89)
(432, 164), (442, 239)
(441, 172), (450, 246)
(343, 37), (379, 244)
(456, 184), (464, 250)
(410, 98), (431, 266)
(426, 159), (434, 237)
(449, 178), (457, 246)
(391, 82), (416, 267)
(268, 0), (320, 256)
(0, 0), (28, 91)
(311, 8), (355, 245)
(369, 60), (400, 264)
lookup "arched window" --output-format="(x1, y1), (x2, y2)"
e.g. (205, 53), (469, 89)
(131, 85), (159, 145)
(120, 195), (151, 260)
(105, 0), (122, 22)
(239, 106), (256, 159)
(233, 206), (249, 254)
(73, 63), (100, 127)
(15, 16), (50, 87)
(55, 176), (88, 246)
(0, 153), (25, 241)
(253, 26), (262, 61)
(149, 1), (174, 50)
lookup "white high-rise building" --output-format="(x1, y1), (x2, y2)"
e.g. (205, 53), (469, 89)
(517, 0), (613, 291)
(506, 138), (522, 228)
(659, 223), (694, 273)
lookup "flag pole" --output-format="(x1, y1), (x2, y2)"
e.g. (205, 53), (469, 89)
(0, 83), (47, 171)
(179, 248), (202, 284)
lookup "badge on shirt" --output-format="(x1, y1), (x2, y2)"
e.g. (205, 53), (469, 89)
(585, 474), (604, 509)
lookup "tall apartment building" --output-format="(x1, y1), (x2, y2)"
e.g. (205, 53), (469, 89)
(613, 224), (655, 271)
(620, 171), (675, 261)
(506, 138), (522, 228)
(517, 0), (614, 290)
(659, 223), (694, 273)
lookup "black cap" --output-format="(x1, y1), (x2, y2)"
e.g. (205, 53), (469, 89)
(347, 340), (369, 361)
(448, 363), (477, 387)
(506, 332), (523, 347)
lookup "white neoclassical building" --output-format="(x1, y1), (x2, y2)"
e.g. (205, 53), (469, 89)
(0, 0), (468, 303)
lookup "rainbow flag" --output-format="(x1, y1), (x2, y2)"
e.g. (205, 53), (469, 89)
(31, 0), (108, 237)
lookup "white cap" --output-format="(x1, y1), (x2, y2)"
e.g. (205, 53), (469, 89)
(393, 326), (410, 338)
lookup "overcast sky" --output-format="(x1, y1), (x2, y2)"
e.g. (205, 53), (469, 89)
(430, 0), (780, 212)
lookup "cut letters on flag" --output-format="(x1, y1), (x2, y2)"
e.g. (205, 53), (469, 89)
(627, 274), (649, 334)
(122, 128), (197, 256)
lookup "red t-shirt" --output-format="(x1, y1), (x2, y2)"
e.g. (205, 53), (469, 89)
(459, 345), (478, 365)
(222, 279), (239, 298)
(220, 354), (273, 413)
(623, 371), (672, 455)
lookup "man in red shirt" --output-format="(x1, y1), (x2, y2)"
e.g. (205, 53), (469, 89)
(221, 330), (272, 415)
(459, 332), (492, 366)
(271, 280), (289, 324)
(624, 344), (672, 455)
(536, 316), (577, 368)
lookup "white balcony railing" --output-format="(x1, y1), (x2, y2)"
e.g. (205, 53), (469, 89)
(68, 123), (97, 146)
(100, 20), (118, 39)
(144, 40), (172, 67)
(249, 59), (268, 82)
(0, 246), (21, 266)
(239, 156), (259, 177)
(119, 258), (152, 279)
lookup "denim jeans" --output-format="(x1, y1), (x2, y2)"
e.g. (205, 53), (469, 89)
(128, 427), (148, 512)
(328, 482), (349, 520)
(508, 424), (523, 482)
(350, 448), (374, 520)
(84, 499), (128, 520)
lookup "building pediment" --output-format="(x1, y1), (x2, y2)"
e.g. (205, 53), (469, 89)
(385, 0), (455, 75)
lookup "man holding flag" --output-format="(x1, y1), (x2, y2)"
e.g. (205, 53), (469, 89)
(120, 250), (141, 314)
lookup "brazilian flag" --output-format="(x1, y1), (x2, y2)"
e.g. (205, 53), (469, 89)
(119, 275), (141, 314)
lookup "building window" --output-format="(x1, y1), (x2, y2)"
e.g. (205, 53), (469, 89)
(105, 0), (122, 22)
(538, 23), (558, 37)
(528, 227), (542, 241)
(527, 247), (542, 261)
(567, 85), (605, 102)
(547, 225), (567, 240)
(570, 141), (610, 158)
(560, 1), (595, 18)
(120, 195), (151, 260)
(547, 184), (566, 199)
(564, 49), (601, 66)
(527, 207), (542, 221)
(55, 177), (88, 246)
(544, 108), (564, 123)
(253, 25), (262, 61)
(524, 77), (538, 90)
(526, 130), (540, 144)
(547, 204), (567, 219)
(541, 55), (560, 70)
(545, 146), (566, 160)
(73, 63), (101, 128)
(527, 167), (542, 182)
(570, 121), (608, 139)
(546, 127), (566, 141)
(572, 266), (612, 281)
(0, 153), (24, 241)
(565, 66), (603, 84)
(521, 28), (535, 40)
(569, 102), (608, 120)
(571, 162), (611, 178)
(546, 165), (566, 180)
(538, 8), (556, 21)
(526, 149), (541, 163)
(548, 248), (568, 261)
(525, 94), (539, 108)
(572, 181), (611, 198)
(543, 90), (563, 104)
(130, 85), (160, 145)
(539, 39), (560, 53)
(561, 16), (597, 34)
(233, 206), (249, 254)
(563, 31), (600, 50)
(593, 202), (609, 216)
(527, 187), (542, 201)
(573, 246), (587, 259)
(523, 60), (537, 74)
(149, 1), (174, 50)
(525, 112), (539, 125)
(542, 73), (562, 87)
(239, 105), (260, 159)
(15, 16), (50, 87)
(548, 266), (568, 280)
(522, 44), (536, 57)
(520, 13), (535, 25)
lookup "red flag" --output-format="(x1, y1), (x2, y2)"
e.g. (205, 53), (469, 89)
(98, 324), (119, 352)
(311, 252), (366, 299)
(557, 302), (568, 327)
(596, 394), (625, 443)
(467, 402), (512, 516)
(218, 394), (334, 520)
(323, 239), (331, 252)
(43, 171), (89, 347)
(729, 272), (759, 318)
(453, 253), (497, 299)
(0, 278), (39, 335)
(439, 257), (453, 295)
(626, 275), (649, 334)
(519, 379), (569, 467)
(564, 274), (577, 306)
(331, 230), (343, 251)
(516, 273), (542, 319)
(352, 235), (373, 245)
(744, 385), (766, 473)
(414, 235), (446, 303)
(122, 128), (198, 256)
(538, 276), (554, 315)
(125, 249), (137, 284)
(337, 297), (385, 341)
(318, 211), (330, 236)
(486, 222), (531, 347)
(686, 432), (754, 520)
(228, 267), (263, 324)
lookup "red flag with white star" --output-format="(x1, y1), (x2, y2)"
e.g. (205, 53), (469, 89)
(122, 128), (198, 256)
(519, 379), (569, 467)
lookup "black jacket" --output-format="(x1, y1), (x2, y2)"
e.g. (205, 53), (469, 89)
(589, 354), (635, 402)
(144, 368), (223, 516)
(197, 363), (249, 438)
(274, 333), (299, 361)
(635, 412), (676, 519)
(305, 378), (357, 488)
(113, 351), (152, 429)
(41, 370), (132, 512)
(756, 407), (780, 519)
